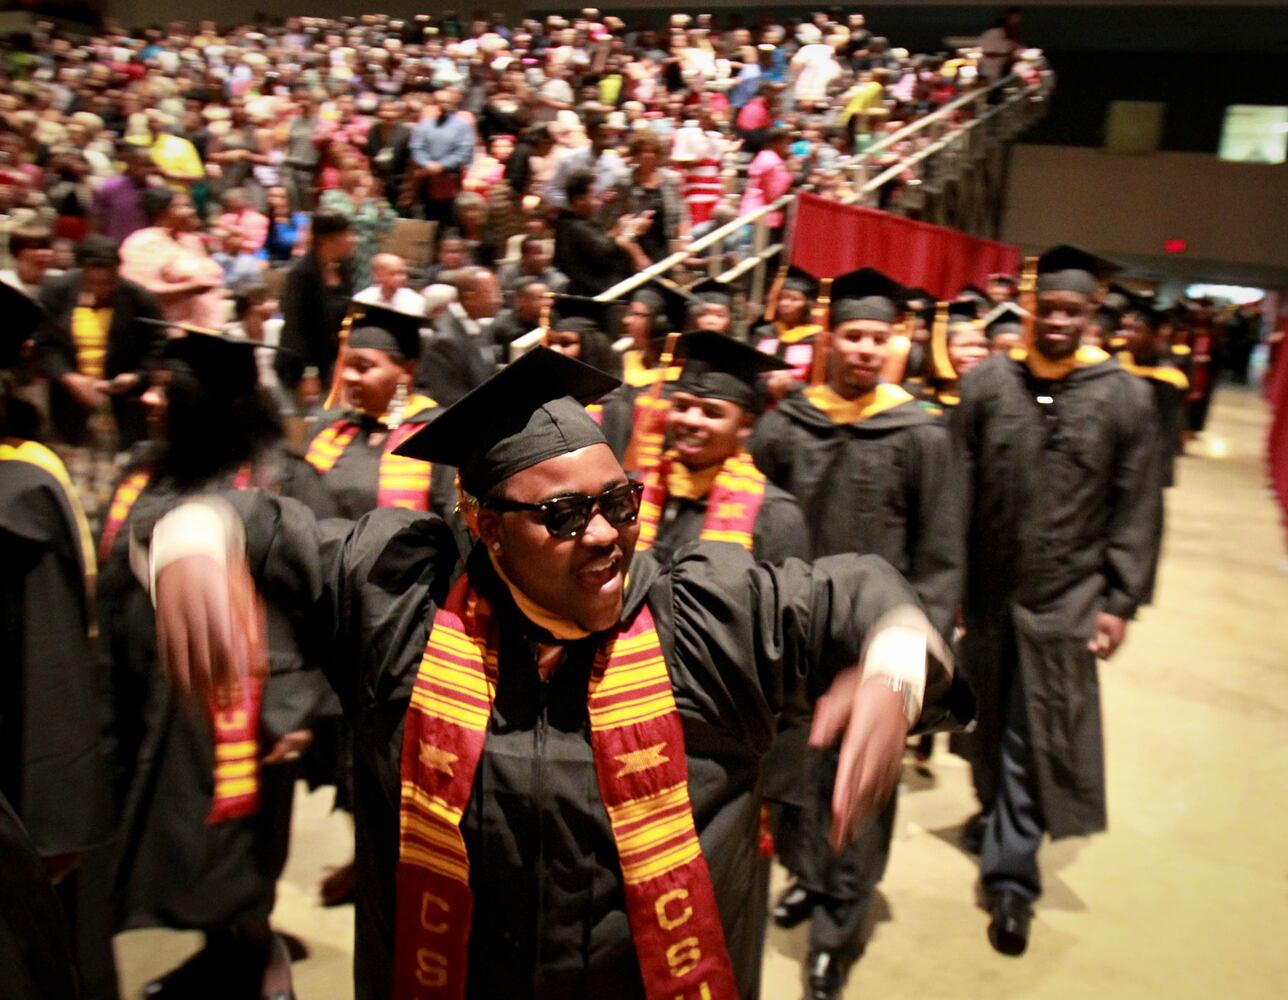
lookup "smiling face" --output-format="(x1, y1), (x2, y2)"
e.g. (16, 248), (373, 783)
(1034, 289), (1091, 361)
(477, 444), (637, 633)
(830, 318), (892, 397)
(947, 324), (990, 378)
(666, 391), (749, 470)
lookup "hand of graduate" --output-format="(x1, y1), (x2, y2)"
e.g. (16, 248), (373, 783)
(155, 542), (267, 711)
(809, 668), (909, 852)
(1089, 612), (1128, 660)
(263, 729), (314, 765)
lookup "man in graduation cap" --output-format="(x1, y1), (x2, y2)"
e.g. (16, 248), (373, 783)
(1, 279), (117, 999)
(139, 347), (966, 1000)
(948, 244), (1161, 956)
(750, 267), (963, 1000)
(99, 324), (337, 999)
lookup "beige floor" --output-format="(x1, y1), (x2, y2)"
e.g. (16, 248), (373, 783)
(115, 386), (1288, 999)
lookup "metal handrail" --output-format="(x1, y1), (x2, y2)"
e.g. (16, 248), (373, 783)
(595, 58), (1052, 306)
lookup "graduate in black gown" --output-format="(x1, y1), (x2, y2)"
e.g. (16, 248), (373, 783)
(949, 245), (1161, 957)
(100, 328), (338, 999)
(0, 282), (117, 999)
(140, 348), (969, 1000)
(750, 268), (964, 1000)
(750, 268), (823, 399)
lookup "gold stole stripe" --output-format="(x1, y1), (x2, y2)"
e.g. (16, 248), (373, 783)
(306, 396), (436, 511)
(637, 450), (766, 555)
(393, 575), (737, 1000)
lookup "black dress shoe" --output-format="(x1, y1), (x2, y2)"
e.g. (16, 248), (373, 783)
(771, 883), (815, 929)
(961, 811), (988, 855)
(806, 949), (848, 1000)
(987, 890), (1032, 956)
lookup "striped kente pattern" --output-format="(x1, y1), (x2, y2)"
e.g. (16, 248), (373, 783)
(99, 468), (151, 560)
(304, 394), (436, 510)
(627, 392), (672, 475)
(637, 450), (766, 555)
(392, 576), (737, 999)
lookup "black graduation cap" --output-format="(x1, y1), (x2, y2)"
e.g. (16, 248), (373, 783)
(0, 278), (45, 369)
(1035, 244), (1120, 297)
(552, 294), (610, 334)
(829, 267), (906, 325)
(141, 319), (279, 399)
(981, 302), (1028, 340)
(631, 281), (696, 338)
(673, 332), (791, 411)
(346, 301), (424, 362)
(688, 278), (733, 310)
(779, 265), (818, 299)
(392, 346), (621, 496)
(947, 296), (981, 321)
(1100, 283), (1135, 319)
(957, 284), (988, 304)
(1120, 291), (1165, 331)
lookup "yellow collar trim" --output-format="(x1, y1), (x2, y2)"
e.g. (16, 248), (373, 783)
(488, 548), (591, 641)
(1010, 344), (1109, 380)
(804, 382), (914, 425)
(1114, 351), (1190, 391)
(664, 452), (722, 501)
(623, 349), (682, 388)
(775, 323), (821, 345)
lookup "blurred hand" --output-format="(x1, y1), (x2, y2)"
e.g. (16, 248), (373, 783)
(263, 729), (314, 765)
(62, 371), (108, 410)
(155, 547), (266, 710)
(99, 372), (140, 396)
(765, 369), (798, 401)
(1089, 612), (1127, 660)
(809, 668), (909, 852)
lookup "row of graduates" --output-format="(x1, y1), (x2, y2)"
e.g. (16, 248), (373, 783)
(0, 242), (1167, 1000)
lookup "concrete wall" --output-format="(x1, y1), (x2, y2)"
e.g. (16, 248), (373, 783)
(1002, 144), (1288, 286)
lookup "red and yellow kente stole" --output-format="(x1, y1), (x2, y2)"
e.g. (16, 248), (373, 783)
(637, 450), (767, 554)
(393, 575), (738, 1000)
(305, 394), (436, 510)
(99, 461), (264, 824)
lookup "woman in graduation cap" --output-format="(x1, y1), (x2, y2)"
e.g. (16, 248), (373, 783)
(140, 347), (967, 1000)
(948, 244), (1161, 958)
(1, 281), (116, 999)
(752, 268), (823, 398)
(303, 302), (456, 522)
(750, 266), (964, 1000)
(97, 327), (339, 1000)
(918, 297), (991, 413)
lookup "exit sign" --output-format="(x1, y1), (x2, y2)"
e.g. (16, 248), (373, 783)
(1164, 239), (1188, 254)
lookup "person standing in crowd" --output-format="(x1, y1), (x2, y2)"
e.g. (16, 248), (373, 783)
(99, 329), (337, 1000)
(979, 6), (1024, 84)
(416, 265), (503, 405)
(950, 245), (1161, 957)
(408, 85), (477, 230)
(542, 111), (629, 211)
(141, 346), (962, 1000)
(553, 170), (653, 297)
(90, 145), (154, 246)
(1, 285), (117, 1000)
(1, 225), (54, 297)
(670, 104), (727, 227)
(610, 131), (690, 266)
(261, 184), (310, 264)
(751, 267), (963, 1000)
(918, 298), (992, 411)
(276, 211), (356, 399)
(740, 128), (794, 238)
(364, 99), (412, 213)
(319, 155), (398, 290)
(36, 235), (164, 518)
(284, 91), (323, 213)
(118, 187), (227, 330)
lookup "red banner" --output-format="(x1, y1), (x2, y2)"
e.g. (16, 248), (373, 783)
(789, 192), (1021, 300)
(1267, 326), (1288, 550)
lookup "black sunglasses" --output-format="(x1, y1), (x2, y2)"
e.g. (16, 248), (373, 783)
(482, 480), (645, 539)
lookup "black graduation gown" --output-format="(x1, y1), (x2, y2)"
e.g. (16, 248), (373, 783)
(749, 391), (963, 941)
(0, 790), (80, 1000)
(102, 448), (339, 932)
(0, 446), (116, 998)
(948, 352), (1160, 838)
(181, 491), (966, 1000)
(645, 479), (810, 569)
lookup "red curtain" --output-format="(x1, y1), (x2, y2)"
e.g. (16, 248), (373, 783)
(1267, 325), (1288, 549)
(789, 192), (1021, 300)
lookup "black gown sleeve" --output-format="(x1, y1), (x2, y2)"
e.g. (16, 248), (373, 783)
(902, 423), (964, 639)
(751, 483), (811, 565)
(1101, 377), (1163, 619)
(748, 408), (795, 490)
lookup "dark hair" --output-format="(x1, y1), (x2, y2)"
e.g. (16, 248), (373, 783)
(156, 368), (283, 489)
(514, 276), (548, 296)
(8, 226), (52, 256)
(551, 320), (623, 379)
(232, 280), (270, 319)
(310, 211), (352, 238)
(564, 169), (595, 203)
(75, 234), (121, 268)
(141, 185), (177, 224)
